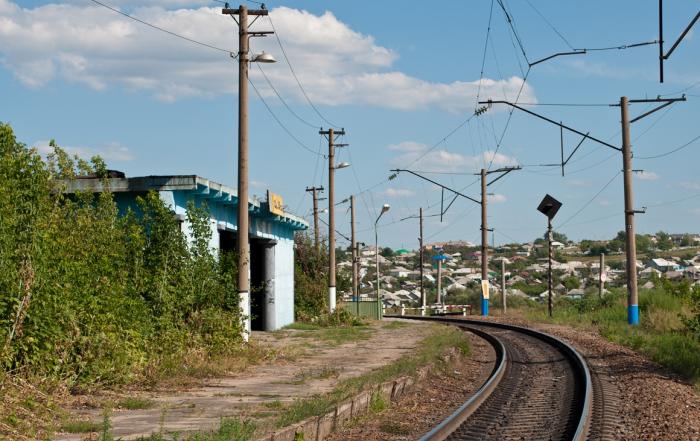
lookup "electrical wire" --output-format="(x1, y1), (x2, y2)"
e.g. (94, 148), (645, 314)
(556, 171), (621, 229)
(475, 0), (495, 113)
(523, 0), (575, 50)
(636, 133), (700, 159)
(248, 77), (323, 156)
(89, 0), (234, 54)
(496, 0), (530, 65)
(267, 14), (340, 129)
(255, 64), (321, 129)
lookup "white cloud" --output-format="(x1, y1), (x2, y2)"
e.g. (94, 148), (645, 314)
(380, 187), (415, 198)
(0, 1), (536, 108)
(489, 193), (506, 203)
(251, 180), (268, 189)
(598, 199), (613, 207)
(389, 141), (519, 173)
(690, 208), (700, 216)
(680, 181), (700, 190)
(635, 171), (660, 181)
(34, 140), (134, 161)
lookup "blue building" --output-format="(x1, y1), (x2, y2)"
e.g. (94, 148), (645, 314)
(64, 174), (308, 333)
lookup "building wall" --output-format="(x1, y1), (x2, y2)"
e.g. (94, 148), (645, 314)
(115, 189), (298, 331)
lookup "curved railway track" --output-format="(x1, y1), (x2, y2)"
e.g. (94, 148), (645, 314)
(389, 316), (594, 441)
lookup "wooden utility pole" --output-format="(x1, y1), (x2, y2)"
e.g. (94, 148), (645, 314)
(306, 186), (324, 252)
(320, 128), (346, 313)
(222, 4), (270, 341)
(599, 253), (605, 298)
(501, 258), (507, 314)
(419, 207), (425, 309)
(621, 97), (639, 325)
(480, 168), (489, 316)
(350, 195), (358, 302)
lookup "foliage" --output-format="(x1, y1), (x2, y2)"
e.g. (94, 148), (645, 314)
(293, 233), (328, 318)
(379, 247), (394, 258)
(0, 123), (242, 387)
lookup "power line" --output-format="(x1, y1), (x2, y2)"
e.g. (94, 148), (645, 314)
(496, 0), (530, 65)
(574, 40), (658, 52)
(89, 0), (234, 54)
(255, 64), (321, 129)
(556, 171), (621, 229)
(523, 0), (575, 50)
(475, 0), (496, 113)
(267, 14), (339, 129)
(636, 133), (700, 159)
(248, 77), (324, 156)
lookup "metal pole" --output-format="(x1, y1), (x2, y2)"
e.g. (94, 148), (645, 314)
(419, 207), (425, 309)
(501, 258), (506, 314)
(350, 195), (358, 302)
(375, 226), (381, 319)
(327, 128), (336, 313)
(548, 218), (553, 318)
(481, 168), (489, 316)
(436, 259), (442, 305)
(659, 0), (664, 83)
(599, 252), (605, 298)
(621, 96), (639, 325)
(237, 4), (251, 341)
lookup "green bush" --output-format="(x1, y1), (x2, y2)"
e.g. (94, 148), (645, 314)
(0, 123), (243, 386)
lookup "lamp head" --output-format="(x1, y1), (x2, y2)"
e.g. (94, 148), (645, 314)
(381, 204), (391, 213)
(252, 51), (276, 63)
(335, 162), (350, 169)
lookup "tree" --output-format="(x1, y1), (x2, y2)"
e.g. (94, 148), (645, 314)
(656, 231), (673, 251)
(380, 247), (394, 258)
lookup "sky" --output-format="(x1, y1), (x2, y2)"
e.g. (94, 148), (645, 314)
(2, 0), (700, 249)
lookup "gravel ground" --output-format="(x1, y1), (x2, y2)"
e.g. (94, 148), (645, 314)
(469, 316), (700, 441)
(326, 329), (496, 441)
(332, 316), (700, 440)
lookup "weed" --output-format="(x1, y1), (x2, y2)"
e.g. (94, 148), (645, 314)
(379, 420), (411, 435)
(117, 396), (155, 410)
(60, 420), (102, 433)
(369, 392), (388, 413)
(264, 400), (283, 410)
(381, 321), (409, 330)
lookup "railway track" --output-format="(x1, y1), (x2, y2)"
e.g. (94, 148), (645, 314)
(388, 316), (596, 441)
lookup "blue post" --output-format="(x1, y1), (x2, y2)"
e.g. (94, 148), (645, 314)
(628, 304), (639, 325)
(482, 298), (489, 316)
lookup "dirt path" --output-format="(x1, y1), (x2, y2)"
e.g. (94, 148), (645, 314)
(326, 329), (496, 440)
(54, 320), (436, 440)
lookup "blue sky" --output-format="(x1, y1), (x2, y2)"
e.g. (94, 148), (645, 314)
(2, 0), (700, 249)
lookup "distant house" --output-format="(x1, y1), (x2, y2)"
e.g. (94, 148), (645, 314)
(649, 258), (680, 273)
(389, 266), (410, 278)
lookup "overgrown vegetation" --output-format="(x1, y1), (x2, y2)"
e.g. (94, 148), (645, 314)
(523, 280), (700, 386)
(0, 123), (244, 389)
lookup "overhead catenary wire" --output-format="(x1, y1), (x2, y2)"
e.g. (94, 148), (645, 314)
(523, 0), (575, 50)
(556, 171), (621, 229)
(636, 133), (700, 159)
(89, 0), (234, 54)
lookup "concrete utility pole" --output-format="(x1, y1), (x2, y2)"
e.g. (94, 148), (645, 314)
(350, 195), (358, 302)
(620, 97), (639, 325)
(547, 218), (554, 318)
(320, 128), (347, 312)
(599, 253), (605, 299)
(222, 4), (271, 341)
(419, 207), (426, 310)
(306, 186), (324, 252)
(480, 168), (489, 317)
(501, 258), (507, 314)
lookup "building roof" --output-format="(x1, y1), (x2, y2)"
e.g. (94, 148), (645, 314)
(59, 174), (308, 230)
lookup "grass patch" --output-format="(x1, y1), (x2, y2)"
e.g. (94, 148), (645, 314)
(137, 418), (256, 441)
(369, 391), (388, 413)
(117, 396), (156, 410)
(275, 324), (470, 428)
(283, 322), (322, 331)
(60, 419), (102, 433)
(379, 420), (412, 435)
(382, 321), (410, 330)
(287, 366), (341, 385)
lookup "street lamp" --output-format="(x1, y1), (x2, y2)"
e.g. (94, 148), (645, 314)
(334, 161), (350, 169)
(252, 51), (276, 63)
(375, 204), (390, 319)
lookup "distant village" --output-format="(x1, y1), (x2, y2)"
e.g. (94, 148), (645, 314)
(337, 232), (700, 308)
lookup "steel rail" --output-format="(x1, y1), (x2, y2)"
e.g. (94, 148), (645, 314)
(387, 316), (592, 441)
